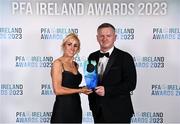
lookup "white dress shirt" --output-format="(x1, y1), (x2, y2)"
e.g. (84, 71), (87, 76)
(98, 46), (114, 77)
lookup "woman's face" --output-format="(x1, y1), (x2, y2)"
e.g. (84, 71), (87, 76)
(63, 38), (79, 57)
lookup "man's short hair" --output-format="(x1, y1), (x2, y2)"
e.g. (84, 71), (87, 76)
(97, 23), (115, 32)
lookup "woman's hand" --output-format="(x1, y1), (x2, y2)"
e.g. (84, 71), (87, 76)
(80, 86), (93, 95)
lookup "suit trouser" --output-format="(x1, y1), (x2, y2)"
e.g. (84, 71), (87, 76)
(93, 106), (132, 123)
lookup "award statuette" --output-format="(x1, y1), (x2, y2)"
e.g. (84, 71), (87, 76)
(83, 60), (98, 90)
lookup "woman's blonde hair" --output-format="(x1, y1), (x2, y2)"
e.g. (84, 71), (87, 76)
(61, 33), (80, 53)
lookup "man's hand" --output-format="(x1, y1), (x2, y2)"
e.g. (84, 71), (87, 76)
(95, 86), (105, 96)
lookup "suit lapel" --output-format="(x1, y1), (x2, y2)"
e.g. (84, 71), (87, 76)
(103, 48), (117, 79)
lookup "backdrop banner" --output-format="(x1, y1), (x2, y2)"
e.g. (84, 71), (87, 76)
(0, 0), (180, 123)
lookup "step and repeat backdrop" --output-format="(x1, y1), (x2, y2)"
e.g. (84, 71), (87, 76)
(0, 0), (180, 123)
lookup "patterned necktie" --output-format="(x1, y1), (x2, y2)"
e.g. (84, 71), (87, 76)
(98, 62), (104, 82)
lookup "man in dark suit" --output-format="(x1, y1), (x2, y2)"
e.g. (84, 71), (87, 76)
(88, 23), (137, 123)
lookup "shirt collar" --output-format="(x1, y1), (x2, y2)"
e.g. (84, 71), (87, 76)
(100, 46), (114, 56)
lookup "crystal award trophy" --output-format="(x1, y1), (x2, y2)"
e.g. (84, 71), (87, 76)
(83, 60), (98, 90)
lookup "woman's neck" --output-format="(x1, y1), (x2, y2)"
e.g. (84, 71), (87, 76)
(62, 55), (74, 65)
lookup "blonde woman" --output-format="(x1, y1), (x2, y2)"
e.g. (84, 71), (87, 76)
(50, 33), (92, 123)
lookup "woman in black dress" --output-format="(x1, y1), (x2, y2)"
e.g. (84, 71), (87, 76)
(50, 33), (92, 123)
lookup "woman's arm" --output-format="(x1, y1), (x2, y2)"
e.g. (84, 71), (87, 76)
(51, 59), (91, 95)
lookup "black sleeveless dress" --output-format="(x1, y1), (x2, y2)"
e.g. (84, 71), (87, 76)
(50, 68), (82, 123)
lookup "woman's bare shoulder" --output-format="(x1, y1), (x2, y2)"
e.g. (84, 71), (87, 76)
(52, 58), (64, 68)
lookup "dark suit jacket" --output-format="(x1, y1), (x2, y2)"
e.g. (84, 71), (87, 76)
(88, 47), (137, 122)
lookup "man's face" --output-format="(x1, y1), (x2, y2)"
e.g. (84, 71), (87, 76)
(97, 27), (116, 52)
